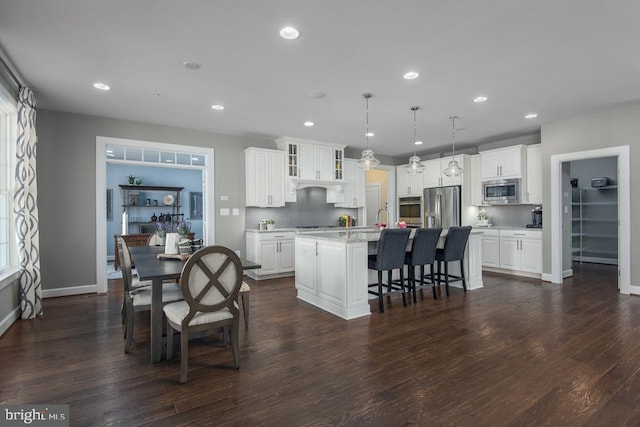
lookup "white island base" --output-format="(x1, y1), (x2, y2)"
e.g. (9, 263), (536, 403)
(295, 230), (483, 320)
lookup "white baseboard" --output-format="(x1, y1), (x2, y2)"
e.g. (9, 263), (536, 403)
(42, 284), (98, 298)
(563, 269), (573, 278)
(541, 273), (554, 282)
(0, 305), (20, 337)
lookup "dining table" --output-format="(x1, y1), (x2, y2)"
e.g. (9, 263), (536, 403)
(129, 245), (261, 363)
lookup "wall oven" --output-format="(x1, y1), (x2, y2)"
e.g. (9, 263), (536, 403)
(398, 196), (422, 228)
(482, 179), (521, 205)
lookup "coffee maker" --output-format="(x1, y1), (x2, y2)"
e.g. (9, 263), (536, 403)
(527, 207), (543, 228)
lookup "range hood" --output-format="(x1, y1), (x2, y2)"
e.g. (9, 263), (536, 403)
(291, 178), (344, 192)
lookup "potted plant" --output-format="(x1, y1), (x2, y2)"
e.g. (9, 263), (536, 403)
(477, 209), (489, 225)
(266, 219), (276, 230)
(156, 221), (170, 244)
(176, 220), (191, 237)
(127, 175), (136, 184)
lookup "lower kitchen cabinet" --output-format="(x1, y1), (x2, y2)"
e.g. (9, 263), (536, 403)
(245, 231), (295, 279)
(478, 229), (500, 268)
(498, 230), (542, 274)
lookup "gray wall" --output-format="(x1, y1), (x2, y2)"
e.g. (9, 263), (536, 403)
(36, 109), (272, 291)
(541, 103), (640, 283)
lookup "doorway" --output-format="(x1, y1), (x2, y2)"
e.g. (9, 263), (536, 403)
(95, 136), (215, 293)
(365, 166), (396, 226)
(550, 146), (630, 294)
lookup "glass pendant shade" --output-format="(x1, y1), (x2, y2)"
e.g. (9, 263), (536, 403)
(443, 158), (463, 177)
(359, 149), (380, 170)
(443, 115), (463, 177)
(358, 93), (379, 170)
(406, 155), (424, 173)
(406, 106), (424, 174)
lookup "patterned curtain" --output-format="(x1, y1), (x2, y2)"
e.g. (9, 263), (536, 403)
(14, 87), (42, 319)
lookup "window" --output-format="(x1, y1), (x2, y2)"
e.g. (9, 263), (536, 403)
(0, 88), (17, 275)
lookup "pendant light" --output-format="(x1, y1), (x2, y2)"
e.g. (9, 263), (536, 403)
(406, 106), (425, 174)
(358, 93), (380, 170)
(443, 115), (463, 177)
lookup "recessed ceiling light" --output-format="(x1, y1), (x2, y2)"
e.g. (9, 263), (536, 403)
(403, 71), (419, 80)
(182, 61), (200, 70)
(473, 96), (488, 103)
(304, 121), (314, 127)
(525, 113), (538, 119)
(309, 90), (327, 99)
(279, 26), (300, 40)
(211, 104), (225, 110)
(415, 140), (423, 145)
(365, 132), (375, 137)
(151, 92), (161, 97)
(93, 82), (110, 91)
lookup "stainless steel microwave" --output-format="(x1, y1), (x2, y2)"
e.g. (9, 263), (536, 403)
(482, 179), (521, 205)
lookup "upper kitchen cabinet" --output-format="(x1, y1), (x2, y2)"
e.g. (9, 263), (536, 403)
(245, 148), (285, 207)
(480, 145), (526, 180)
(396, 165), (424, 196)
(422, 155), (468, 188)
(275, 137), (345, 182)
(333, 159), (365, 208)
(526, 144), (542, 204)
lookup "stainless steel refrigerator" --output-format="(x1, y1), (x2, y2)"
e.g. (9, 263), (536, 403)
(423, 185), (461, 229)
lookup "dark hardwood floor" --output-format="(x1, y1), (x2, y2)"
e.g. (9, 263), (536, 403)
(2, 263), (639, 426)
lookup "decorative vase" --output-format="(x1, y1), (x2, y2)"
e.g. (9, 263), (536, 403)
(158, 237), (165, 246)
(267, 223), (275, 230)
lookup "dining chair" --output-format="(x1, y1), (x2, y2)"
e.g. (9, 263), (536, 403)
(164, 245), (244, 383)
(404, 228), (442, 302)
(118, 238), (184, 353)
(367, 228), (412, 313)
(434, 226), (472, 297)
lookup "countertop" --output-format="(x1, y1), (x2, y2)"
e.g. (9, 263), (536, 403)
(473, 225), (543, 231)
(294, 228), (483, 243)
(246, 226), (376, 234)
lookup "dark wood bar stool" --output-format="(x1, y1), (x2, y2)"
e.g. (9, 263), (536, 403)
(367, 228), (411, 313)
(404, 228), (442, 302)
(435, 226), (472, 297)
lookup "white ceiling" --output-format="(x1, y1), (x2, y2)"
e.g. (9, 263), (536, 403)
(1, 1), (639, 157)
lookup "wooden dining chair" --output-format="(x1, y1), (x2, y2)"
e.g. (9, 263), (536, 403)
(118, 238), (183, 353)
(164, 245), (244, 383)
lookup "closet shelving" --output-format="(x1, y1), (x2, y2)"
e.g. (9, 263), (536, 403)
(571, 185), (618, 265)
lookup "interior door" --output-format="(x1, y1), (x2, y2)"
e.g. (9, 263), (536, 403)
(366, 184), (381, 226)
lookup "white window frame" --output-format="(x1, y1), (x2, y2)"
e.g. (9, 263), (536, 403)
(0, 85), (19, 288)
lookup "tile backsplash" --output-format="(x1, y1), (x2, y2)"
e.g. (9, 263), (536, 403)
(482, 205), (541, 227)
(245, 187), (358, 229)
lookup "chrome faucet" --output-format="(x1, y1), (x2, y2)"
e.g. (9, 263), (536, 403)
(376, 204), (389, 225)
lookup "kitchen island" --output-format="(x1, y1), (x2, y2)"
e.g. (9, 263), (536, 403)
(295, 228), (483, 320)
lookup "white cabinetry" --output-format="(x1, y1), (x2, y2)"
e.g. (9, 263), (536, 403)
(396, 165), (424, 196)
(478, 229), (500, 268)
(245, 231), (295, 279)
(245, 148), (285, 207)
(295, 236), (370, 320)
(334, 159), (365, 207)
(480, 145), (526, 180)
(499, 230), (542, 274)
(526, 144), (542, 204)
(299, 143), (334, 180)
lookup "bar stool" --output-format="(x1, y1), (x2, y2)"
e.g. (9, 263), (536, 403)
(435, 226), (472, 297)
(404, 228), (442, 302)
(367, 228), (411, 313)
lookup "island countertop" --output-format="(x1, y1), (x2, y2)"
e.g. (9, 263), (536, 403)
(295, 228), (484, 243)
